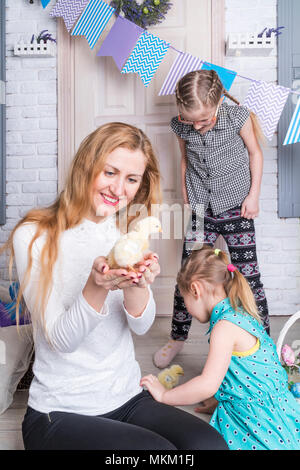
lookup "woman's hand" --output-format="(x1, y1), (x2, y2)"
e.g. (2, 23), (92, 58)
(117, 252), (160, 317)
(241, 194), (259, 220)
(89, 256), (139, 291)
(83, 256), (138, 312)
(115, 252), (161, 290)
(134, 252), (161, 288)
(140, 374), (167, 403)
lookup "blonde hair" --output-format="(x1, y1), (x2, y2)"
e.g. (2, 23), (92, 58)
(175, 69), (266, 145)
(1, 122), (162, 333)
(177, 245), (261, 322)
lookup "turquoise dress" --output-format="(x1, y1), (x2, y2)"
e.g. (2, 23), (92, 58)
(208, 298), (300, 450)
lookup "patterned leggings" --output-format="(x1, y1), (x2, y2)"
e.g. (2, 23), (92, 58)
(171, 206), (270, 339)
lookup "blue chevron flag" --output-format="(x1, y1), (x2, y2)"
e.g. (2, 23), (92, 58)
(121, 32), (170, 87)
(71, 0), (115, 49)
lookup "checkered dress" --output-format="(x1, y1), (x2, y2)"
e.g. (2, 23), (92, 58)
(171, 103), (251, 216)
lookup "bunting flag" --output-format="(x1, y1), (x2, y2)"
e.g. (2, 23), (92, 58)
(283, 97), (300, 145)
(200, 62), (237, 91)
(121, 32), (170, 87)
(243, 81), (290, 141)
(159, 52), (203, 96)
(41, 0), (51, 8)
(71, 0), (115, 49)
(41, 3), (300, 144)
(50, 0), (90, 32)
(97, 16), (143, 71)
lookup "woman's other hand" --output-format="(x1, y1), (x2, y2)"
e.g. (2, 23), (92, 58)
(89, 256), (140, 291)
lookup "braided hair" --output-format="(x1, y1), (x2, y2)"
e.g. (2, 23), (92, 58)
(175, 69), (237, 110)
(175, 69), (265, 144)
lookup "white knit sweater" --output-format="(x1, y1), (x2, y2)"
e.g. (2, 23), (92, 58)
(13, 216), (156, 415)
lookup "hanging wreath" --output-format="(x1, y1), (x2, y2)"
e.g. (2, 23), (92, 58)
(110, 0), (173, 29)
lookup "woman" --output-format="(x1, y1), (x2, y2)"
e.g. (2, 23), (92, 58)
(2, 122), (227, 450)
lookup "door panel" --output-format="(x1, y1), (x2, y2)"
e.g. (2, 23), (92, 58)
(72, 0), (214, 315)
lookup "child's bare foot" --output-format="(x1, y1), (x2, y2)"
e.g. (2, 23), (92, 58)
(194, 397), (218, 414)
(153, 339), (185, 369)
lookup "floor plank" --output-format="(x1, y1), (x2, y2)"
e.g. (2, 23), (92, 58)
(0, 315), (298, 449)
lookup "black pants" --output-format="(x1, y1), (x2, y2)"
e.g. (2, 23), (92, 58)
(22, 390), (228, 450)
(171, 206), (270, 340)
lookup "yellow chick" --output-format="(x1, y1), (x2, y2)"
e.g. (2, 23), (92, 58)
(157, 365), (184, 390)
(107, 216), (162, 271)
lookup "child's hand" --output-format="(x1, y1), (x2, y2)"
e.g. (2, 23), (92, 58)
(241, 194), (259, 219)
(140, 374), (167, 403)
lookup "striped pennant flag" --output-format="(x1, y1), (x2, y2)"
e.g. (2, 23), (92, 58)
(283, 97), (300, 145)
(243, 81), (290, 141)
(50, 0), (90, 33)
(159, 52), (203, 95)
(121, 32), (170, 88)
(71, 0), (115, 49)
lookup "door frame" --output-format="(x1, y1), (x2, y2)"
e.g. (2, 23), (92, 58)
(57, 0), (225, 190)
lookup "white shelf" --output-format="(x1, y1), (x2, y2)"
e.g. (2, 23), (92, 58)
(226, 33), (275, 57)
(14, 41), (56, 58)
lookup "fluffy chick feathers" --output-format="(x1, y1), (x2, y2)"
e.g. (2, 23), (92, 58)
(157, 365), (184, 390)
(107, 216), (162, 271)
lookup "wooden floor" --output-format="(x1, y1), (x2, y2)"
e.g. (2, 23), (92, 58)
(0, 315), (299, 450)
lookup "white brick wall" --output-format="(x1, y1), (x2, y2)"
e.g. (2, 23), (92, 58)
(0, 0), (57, 284)
(1, 0), (299, 315)
(225, 0), (300, 316)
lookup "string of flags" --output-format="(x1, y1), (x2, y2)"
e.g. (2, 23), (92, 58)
(43, 0), (300, 145)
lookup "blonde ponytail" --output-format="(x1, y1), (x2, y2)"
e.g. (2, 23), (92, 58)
(227, 269), (260, 322)
(249, 111), (267, 146)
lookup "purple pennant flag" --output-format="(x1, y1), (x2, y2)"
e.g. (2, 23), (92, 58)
(159, 52), (203, 95)
(50, 0), (90, 32)
(97, 16), (143, 71)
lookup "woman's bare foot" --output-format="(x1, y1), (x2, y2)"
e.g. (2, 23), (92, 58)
(194, 397), (218, 414)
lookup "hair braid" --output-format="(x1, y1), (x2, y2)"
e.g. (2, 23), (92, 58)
(206, 70), (223, 106)
(223, 89), (240, 105)
(175, 83), (188, 106)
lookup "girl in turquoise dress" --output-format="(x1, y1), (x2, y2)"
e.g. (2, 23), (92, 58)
(141, 246), (300, 450)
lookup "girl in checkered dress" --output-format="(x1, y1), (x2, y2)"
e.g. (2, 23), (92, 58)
(154, 70), (270, 394)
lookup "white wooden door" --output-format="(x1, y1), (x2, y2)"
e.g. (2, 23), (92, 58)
(71, 0), (213, 316)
